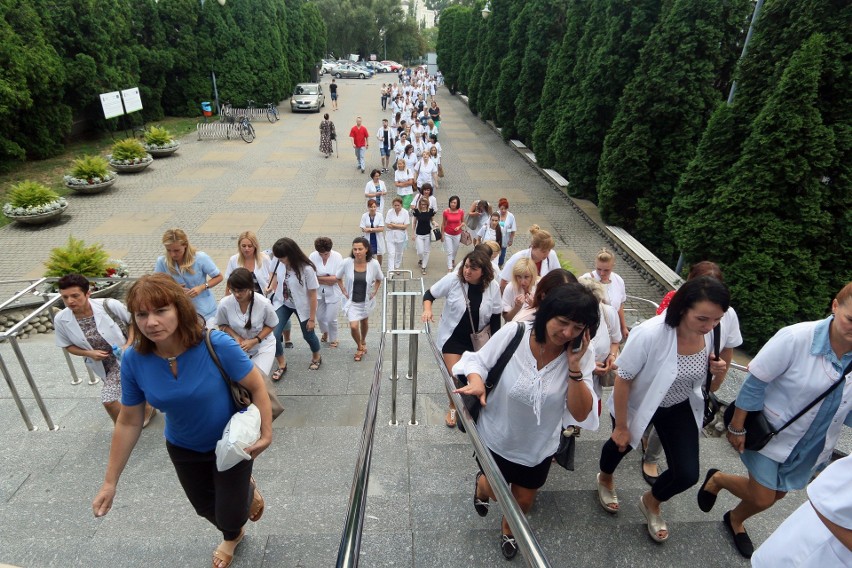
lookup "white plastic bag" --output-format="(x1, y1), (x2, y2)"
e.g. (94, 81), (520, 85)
(215, 403), (261, 472)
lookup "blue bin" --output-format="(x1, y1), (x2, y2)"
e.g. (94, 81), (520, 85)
(201, 101), (212, 116)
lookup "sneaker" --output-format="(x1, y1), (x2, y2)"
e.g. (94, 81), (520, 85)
(500, 535), (518, 560)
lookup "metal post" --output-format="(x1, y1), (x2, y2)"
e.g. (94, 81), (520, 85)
(7, 336), (57, 431)
(727, 0), (765, 106)
(46, 307), (85, 385)
(409, 330), (418, 426)
(212, 71), (221, 119)
(389, 277), (399, 426)
(0, 350), (35, 431)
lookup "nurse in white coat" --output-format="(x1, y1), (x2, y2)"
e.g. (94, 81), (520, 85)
(596, 277), (730, 544)
(336, 237), (384, 362)
(309, 237), (343, 348)
(696, 281), (852, 559)
(500, 225), (560, 293)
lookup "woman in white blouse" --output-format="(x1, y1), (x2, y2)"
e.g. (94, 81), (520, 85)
(336, 237), (385, 362)
(501, 257), (537, 322)
(309, 237), (343, 348)
(595, 277), (730, 544)
(359, 199), (385, 267)
(269, 238), (322, 372)
(384, 197), (410, 271)
(394, 158), (415, 209)
(216, 268), (279, 375)
(415, 150), (438, 193)
(364, 169), (388, 211)
(453, 284), (599, 560)
(580, 248), (629, 340)
(224, 231), (271, 296)
(499, 225), (559, 293)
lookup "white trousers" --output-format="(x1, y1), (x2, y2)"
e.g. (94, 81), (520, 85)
(387, 238), (405, 270)
(316, 297), (340, 342)
(443, 233), (461, 269)
(416, 234), (431, 268)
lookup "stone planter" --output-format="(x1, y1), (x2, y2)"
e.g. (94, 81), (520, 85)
(65, 176), (117, 194)
(6, 203), (67, 225)
(108, 155), (153, 173)
(146, 142), (180, 158)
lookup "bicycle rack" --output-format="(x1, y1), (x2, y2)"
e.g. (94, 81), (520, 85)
(382, 270), (425, 426)
(196, 122), (237, 141)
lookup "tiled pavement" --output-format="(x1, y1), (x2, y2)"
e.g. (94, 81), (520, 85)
(0, 77), (841, 567)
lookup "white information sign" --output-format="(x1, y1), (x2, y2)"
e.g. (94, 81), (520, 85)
(99, 91), (125, 119)
(121, 87), (143, 113)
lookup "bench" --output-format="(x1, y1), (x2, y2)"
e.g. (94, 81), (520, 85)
(543, 168), (569, 189)
(606, 225), (684, 290)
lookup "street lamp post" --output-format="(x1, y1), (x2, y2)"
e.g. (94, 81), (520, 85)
(481, 1), (491, 19)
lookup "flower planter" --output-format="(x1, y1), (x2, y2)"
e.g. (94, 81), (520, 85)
(7, 203), (67, 225)
(64, 176), (117, 194)
(146, 142), (180, 158)
(108, 155), (153, 173)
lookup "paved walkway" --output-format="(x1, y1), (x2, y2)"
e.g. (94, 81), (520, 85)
(0, 77), (835, 567)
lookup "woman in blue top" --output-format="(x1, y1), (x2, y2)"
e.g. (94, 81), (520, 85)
(697, 281), (852, 559)
(92, 274), (273, 568)
(154, 228), (223, 326)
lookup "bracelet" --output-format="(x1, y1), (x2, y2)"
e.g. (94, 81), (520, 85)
(727, 424), (747, 436)
(568, 368), (582, 374)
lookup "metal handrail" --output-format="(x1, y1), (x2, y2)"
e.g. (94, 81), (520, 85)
(423, 326), (553, 568)
(336, 333), (386, 568)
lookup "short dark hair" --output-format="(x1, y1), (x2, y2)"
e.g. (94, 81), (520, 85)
(226, 268), (256, 329)
(57, 274), (90, 293)
(664, 276), (731, 328)
(533, 284), (600, 344)
(530, 269), (578, 309)
(314, 237), (333, 253)
(457, 250), (493, 291)
(448, 195), (460, 209)
(351, 237), (373, 261)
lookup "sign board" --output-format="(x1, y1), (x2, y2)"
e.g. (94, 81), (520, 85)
(99, 91), (125, 119)
(370, 54), (376, 61)
(348, 53), (359, 62)
(121, 87), (143, 113)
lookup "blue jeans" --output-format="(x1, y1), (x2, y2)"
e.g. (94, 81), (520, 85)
(272, 305), (293, 356)
(499, 247), (508, 267)
(355, 146), (366, 170)
(275, 304), (320, 355)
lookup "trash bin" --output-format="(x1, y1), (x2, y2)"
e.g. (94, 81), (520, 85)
(310, 65), (320, 83)
(201, 101), (212, 117)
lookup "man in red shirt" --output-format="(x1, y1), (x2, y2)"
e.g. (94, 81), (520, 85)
(349, 116), (370, 173)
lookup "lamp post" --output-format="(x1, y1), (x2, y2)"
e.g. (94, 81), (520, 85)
(481, 1), (491, 19)
(200, 0), (226, 114)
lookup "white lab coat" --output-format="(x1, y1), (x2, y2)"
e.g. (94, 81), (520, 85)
(428, 272), (502, 351)
(54, 299), (129, 379)
(309, 250), (344, 304)
(501, 248), (561, 282)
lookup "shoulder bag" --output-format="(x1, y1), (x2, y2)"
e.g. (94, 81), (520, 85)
(723, 359), (851, 451)
(702, 323), (722, 427)
(204, 329), (284, 421)
(454, 322), (525, 433)
(460, 281), (491, 351)
(431, 221), (442, 242)
(459, 228), (473, 246)
(102, 298), (129, 337)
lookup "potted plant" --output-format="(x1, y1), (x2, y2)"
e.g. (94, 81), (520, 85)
(43, 236), (129, 297)
(63, 155), (117, 194)
(143, 125), (180, 157)
(107, 138), (153, 172)
(2, 181), (68, 225)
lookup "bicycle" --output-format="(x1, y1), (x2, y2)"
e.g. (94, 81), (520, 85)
(266, 102), (280, 123)
(236, 114), (255, 143)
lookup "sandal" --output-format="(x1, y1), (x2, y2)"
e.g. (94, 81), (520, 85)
(321, 333), (328, 343)
(473, 472), (489, 517)
(445, 408), (457, 428)
(638, 494), (668, 542)
(212, 528), (244, 568)
(328, 341), (339, 348)
(308, 358), (322, 371)
(354, 350), (364, 362)
(249, 477), (265, 522)
(596, 473), (619, 514)
(284, 341), (294, 349)
(271, 365), (287, 382)
(360, 344), (368, 355)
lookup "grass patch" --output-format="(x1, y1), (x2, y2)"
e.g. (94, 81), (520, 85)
(0, 116), (198, 228)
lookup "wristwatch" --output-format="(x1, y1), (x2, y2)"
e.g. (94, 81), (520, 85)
(204, 282), (209, 290)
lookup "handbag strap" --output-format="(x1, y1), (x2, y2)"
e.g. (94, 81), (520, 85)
(703, 323), (722, 393)
(203, 329), (231, 389)
(459, 280), (478, 333)
(484, 322), (526, 390)
(775, 359), (852, 435)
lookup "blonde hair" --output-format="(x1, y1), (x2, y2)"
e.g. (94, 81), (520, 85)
(512, 257), (539, 289)
(236, 231), (267, 267)
(483, 240), (501, 255)
(595, 248), (615, 264)
(578, 276), (606, 303)
(161, 228), (197, 275)
(528, 224), (555, 250)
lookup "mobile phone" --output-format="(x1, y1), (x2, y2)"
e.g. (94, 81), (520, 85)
(572, 336), (583, 352)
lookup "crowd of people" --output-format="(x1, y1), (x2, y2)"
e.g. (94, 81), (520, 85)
(52, 66), (850, 567)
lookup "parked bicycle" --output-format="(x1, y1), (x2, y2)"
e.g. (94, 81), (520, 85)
(266, 102), (279, 123)
(236, 114), (255, 143)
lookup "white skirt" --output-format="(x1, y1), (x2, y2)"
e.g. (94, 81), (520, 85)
(343, 298), (376, 322)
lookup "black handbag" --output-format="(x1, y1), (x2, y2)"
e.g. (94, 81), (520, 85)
(702, 323), (722, 427)
(454, 322), (525, 433)
(723, 359), (850, 451)
(554, 429), (576, 471)
(432, 222), (442, 241)
(204, 329), (285, 421)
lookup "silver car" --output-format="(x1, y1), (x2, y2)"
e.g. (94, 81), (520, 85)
(290, 83), (325, 113)
(331, 64), (373, 79)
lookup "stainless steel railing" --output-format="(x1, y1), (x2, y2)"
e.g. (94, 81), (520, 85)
(423, 326), (553, 568)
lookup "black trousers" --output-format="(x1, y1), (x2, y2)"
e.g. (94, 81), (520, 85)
(166, 441), (253, 541)
(598, 399), (700, 502)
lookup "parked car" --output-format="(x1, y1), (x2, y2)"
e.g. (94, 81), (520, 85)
(320, 59), (336, 75)
(381, 60), (403, 72)
(290, 83), (325, 112)
(331, 64), (373, 79)
(363, 62), (387, 74)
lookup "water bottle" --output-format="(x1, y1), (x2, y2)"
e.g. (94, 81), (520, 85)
(111, 345), (123, 361)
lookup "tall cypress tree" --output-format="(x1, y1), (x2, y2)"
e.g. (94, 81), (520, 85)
(706, 34), (836, 351)
(475, 0), (518, 121)
(530, 0), (589, 166)
(552, 0), (664, 200)
(493, 1), (532, 138)
(596, 0), (750, 263)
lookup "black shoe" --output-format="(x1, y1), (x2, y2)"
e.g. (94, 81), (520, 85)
(500, 534), (517, 560)
(641, 460), (659, 486)
(473, 472), (489, 517)
(723, 511), (753, 558)
(285, 341), (294, 349)
(697, 468), (720, 512)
